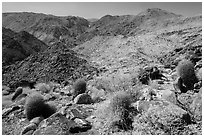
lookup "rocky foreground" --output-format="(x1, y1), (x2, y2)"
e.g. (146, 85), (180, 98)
(2, 62), (202, 135)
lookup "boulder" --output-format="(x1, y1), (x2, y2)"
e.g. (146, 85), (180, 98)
(133, 100), (192, 135)
(33, 113), (76, 135)
(158, 89), (178, 104)
(33, 112), (92, 135)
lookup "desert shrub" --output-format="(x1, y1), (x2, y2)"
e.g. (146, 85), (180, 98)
(176, 60), (198, 89)
(88, 86), (106, 103)
(12, 87), (23, 101)
(107, 92), (133, 131)
(91, 73), (136, 93)
(90, 76), (115, 92)
(35, 83), (51, 93)
(73, 79), (87, 96)
(25, 92), (56, 121)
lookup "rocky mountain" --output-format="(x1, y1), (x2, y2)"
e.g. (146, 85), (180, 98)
(2, 12), (89, 46)
(74, 9), (201, 74)
(2, 27), (48, 66)
(77, 8), (183, 43)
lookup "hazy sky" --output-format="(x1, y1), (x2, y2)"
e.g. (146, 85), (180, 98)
(2, 2), (202, 19)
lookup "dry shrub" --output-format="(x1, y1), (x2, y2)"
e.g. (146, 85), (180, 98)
(95, 91), (133, 132)
(35, 83), (51, 93)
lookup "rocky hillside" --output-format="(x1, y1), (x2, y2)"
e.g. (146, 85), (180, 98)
(74, 14), (201, 75)
(2, 27), (48, 66)
(2, 42), (98, 88)
(2, 12), (89, 46)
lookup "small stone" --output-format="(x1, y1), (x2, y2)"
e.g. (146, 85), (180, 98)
(2, 90), (10, 96)
(21, 123), (38, 135)
(30, 116), (44, 126)
(12, 87), (23, 101)
(70, 108), (84, 119)
(69, 118), (92, 133)
(74, 93), (93, 104)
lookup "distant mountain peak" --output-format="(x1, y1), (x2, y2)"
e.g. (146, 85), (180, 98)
(137, 8), (182, 18)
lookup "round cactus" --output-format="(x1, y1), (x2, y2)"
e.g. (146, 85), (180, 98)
(176, 60), (198, 90)
(41, 102), (57, 118)
(73, 79), (87, 97)
(177, 60), (198, 89)
(25, 92), (56, 121)
(12, 87), (23, 101)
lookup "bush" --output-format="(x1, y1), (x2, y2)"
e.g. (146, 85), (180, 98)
(108, 92), (133, 131)
(12, 87), (23, 101)
(25, 92), (56, 121)
(73, 79), (87, 97)
(176, 60), (198, 90)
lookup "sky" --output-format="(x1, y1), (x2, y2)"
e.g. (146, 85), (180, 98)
(2, 2), (202, 19)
